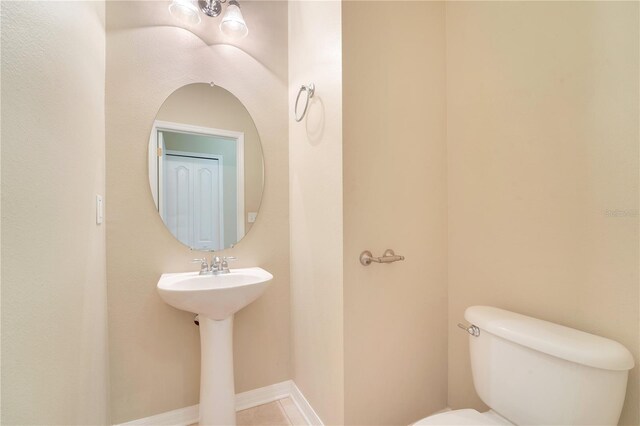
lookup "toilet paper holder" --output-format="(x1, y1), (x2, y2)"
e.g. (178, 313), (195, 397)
(359, 249), (405, 266)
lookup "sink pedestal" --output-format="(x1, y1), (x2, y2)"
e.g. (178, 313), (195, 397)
(156, 268), (273, 425)
(199, 316), (235, 425)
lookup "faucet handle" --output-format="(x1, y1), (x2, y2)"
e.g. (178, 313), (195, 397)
(221, 256), (236, 270)
(191, 258), (209, 273)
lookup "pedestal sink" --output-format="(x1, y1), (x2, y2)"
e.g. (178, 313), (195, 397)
(157, 267), (273, 426)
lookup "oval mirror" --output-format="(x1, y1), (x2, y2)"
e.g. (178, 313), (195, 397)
(148, 83), (264, 251)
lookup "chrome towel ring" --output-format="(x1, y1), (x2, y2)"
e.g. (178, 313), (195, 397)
(294, 83), (315, 122)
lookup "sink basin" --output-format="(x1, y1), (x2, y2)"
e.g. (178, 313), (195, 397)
(157, 267), (273, 425)
(157, 267), (273, 320)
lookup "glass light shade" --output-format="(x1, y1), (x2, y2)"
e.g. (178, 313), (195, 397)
(169, 0), (201, 26)
(219, 3), (248, 39)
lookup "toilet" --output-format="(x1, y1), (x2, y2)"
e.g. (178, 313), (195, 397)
(415, 306), (635, 425)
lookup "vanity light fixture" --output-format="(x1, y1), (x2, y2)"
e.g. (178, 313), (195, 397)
(168, 0), (201, 26)
(170, 0), (248, 39)
(219, 0), (248, 39)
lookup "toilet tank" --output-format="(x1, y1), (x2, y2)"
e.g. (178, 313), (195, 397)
(465, 306), (634, 425)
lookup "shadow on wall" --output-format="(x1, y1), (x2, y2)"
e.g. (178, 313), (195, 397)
(305, 96), (325, 145)
(105, 1), (287, 79)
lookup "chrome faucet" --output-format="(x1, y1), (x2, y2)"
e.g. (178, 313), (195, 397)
(211, 256), (236, 274)
(192, 256), (236, 275)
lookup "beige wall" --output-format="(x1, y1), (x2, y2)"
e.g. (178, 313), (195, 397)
(156, 84), (264, 244)
(446, 2), (639, 425)
(342, 2), (448, 425)
(2, 3), (635, 426)
(106, 2), (289, 423)
(1, 1), (110, 424)
(288, 2), (345, 425)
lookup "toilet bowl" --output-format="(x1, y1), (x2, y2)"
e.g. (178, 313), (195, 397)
(414, 409), (512, 425)
(414, 306), (635, 426)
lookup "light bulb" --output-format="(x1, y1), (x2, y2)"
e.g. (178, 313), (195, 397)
(219, 0), (248, 40)
(169, 0), (201, 26)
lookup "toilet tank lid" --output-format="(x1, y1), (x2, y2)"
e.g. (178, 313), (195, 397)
(465, 306), (635, 371)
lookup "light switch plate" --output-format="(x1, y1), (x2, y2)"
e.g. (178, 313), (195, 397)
(247, 212), (257, 223)
(96, 195), (104, 225)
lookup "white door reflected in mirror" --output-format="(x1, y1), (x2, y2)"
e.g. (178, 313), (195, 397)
(148, 83), (264, 250)
(164, 151), (223, 250)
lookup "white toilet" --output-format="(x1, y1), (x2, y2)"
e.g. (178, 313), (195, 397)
(416, 306), (635, 425)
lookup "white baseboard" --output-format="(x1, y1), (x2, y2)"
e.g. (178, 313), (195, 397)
(115, 404), (199, 426)
(115, 380), (323, 426)
(288, 381), (323, 426)
(235, 380), (293, 411)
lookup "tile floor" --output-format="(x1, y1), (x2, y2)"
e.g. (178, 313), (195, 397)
(237, 398), (307, 426)
(192, 397), (307, 426)
(190, 397), (307, 426)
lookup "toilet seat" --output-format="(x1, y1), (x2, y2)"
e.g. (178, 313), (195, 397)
(414, 409), (513, 426)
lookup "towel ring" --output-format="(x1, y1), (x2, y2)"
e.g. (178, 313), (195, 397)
(294, 83), (315, 122)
